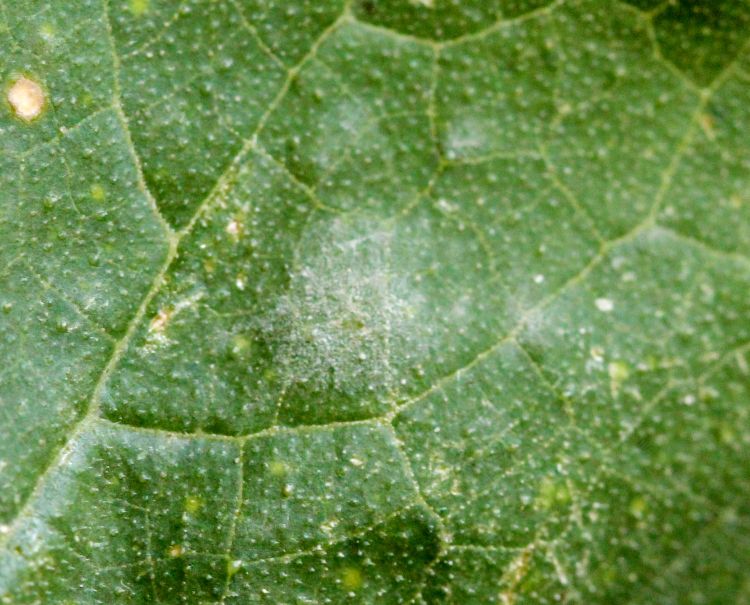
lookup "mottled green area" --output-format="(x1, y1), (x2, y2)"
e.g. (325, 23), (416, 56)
(1, 0), (749, 604)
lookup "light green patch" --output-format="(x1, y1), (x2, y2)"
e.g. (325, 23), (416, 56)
(608, 360), (630, 398)
(90, 184), (106, 202)
(717, 422), (736, 445)
(184, 495), (203, 514)
(129, 0), (149, 17)
(230, 334), (252, 358)
(535, 476), (571, 511)
(268, 460), (288, 477)
(227, 559), (243, 579)
(39, 24), (56, 43)
(628, 496), (647, 519)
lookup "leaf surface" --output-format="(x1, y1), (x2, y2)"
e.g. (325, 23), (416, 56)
(1, 0), (750, 603)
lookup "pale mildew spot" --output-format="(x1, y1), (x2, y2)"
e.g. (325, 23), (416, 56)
(681, 394), (696, 406)
(265, 214), (427, 394)
(227, 559), (243, 578)
(595, 297), (614, 313)
(225, 217), (243, 241)
(7, 77), (46, 121)
(145, 292), (205, 350)
(446, 116), (490, 159)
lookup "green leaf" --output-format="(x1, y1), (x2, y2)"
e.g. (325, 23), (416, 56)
(1, 0), (749, 602)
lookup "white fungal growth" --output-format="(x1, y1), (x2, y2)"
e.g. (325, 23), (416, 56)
(7, 77), (45, 121)
(264, 214), (425, 393)
(225, 218), (243, 240)
(595, 297), (614, 313)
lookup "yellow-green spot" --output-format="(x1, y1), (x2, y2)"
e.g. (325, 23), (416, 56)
(90, 184), (106, 202)
(598, 564), (617, 586)
(717, 421), (735, 445)
(39, 24), (55, 42)
(535, 476), (570, 510)
(341, 566), (363, 590)
(629, 496), (647, 519)
(130, 0), (149, 16)
(608, 360), (630, 397)
(184, 495), (203, 514)
(698, 112), (715, 141)
(168, 544), (183, 558)
(231, 334), (252, 358)
(268, 460), (288, 477)
(227, 559), (243, 578)
(81, 92), (95, 108)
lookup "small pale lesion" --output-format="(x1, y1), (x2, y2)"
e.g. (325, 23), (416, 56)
(144, 292), (204, 349)
(7, 76), (46, 122)
(149, 307), (172, 335)
(225, 217), (244, 241)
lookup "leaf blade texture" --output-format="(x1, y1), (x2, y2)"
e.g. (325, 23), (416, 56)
(1, 0), (749, 603)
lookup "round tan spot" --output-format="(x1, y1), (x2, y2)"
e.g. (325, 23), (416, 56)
(7, 77), (45, 121)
